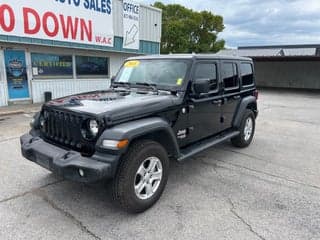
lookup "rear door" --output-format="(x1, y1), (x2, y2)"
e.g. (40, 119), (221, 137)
(221, 61), (241, 130)
(240, 62), (256, 89)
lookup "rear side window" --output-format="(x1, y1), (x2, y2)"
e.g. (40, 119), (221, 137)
(222, 62), (239, 90)
(241, 63), (254, 86)
(194, 63), (218, 91)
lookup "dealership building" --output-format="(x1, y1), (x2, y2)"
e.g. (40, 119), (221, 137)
(0, 0), (162, 107)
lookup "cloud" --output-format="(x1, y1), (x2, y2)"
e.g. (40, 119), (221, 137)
(135, 0), (320, 47)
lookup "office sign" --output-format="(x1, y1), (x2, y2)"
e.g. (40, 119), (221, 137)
(0, 0), (114, 47)
(4, 50), (30, 99)
(123, 0), (140, 50)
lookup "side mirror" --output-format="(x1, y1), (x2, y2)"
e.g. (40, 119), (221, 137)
(193, 78), (211, 95)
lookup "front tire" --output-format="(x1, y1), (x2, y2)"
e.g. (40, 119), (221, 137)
(112, 140), (169, 213)
(231, 109), (256, 148)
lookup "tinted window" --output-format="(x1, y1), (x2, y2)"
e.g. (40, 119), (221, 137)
(31, 53), (73, 79)
(222, 63), (239, 90)
(241, 63), (254, 86)
(194, 63), (218, 91)
(76, 56), (109, 76)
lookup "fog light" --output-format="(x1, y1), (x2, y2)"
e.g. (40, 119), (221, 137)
(79, 169), (85, 177)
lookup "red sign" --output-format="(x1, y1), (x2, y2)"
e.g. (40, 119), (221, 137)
(0, 1), (114, 47)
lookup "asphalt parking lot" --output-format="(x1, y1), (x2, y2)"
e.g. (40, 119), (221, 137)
(0, 89), (320, 240)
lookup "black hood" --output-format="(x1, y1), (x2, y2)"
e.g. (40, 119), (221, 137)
(45, 90), (181, 121)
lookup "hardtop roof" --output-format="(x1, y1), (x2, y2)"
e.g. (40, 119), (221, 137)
(127, 54), (252, 61)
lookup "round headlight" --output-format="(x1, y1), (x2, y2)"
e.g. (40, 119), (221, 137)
(81, 119), (100, 140)
(89, 119), (99, 136)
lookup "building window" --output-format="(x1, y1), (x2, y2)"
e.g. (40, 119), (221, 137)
(31, 53), (73, 79)
(241, 63), (254, 86)
(222, 62), (239, 90)
(76, 56), (109, 77)
(194, 63), (218, 91)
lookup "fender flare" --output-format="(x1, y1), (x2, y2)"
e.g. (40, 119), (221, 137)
(97, 117), (180, 157)
(232, 96), (257, 128)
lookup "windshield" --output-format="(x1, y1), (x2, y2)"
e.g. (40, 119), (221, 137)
(115, 59), (190, 89)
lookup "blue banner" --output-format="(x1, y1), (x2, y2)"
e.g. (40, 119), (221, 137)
(4, 50), (30, 99)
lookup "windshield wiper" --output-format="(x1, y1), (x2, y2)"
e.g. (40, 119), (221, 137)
(112, 82), (131, 89)
(135, 82), (158, 92)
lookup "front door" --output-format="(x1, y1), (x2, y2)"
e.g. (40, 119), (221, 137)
(4, 50), (30, 100)
(187, 61), (223, 144)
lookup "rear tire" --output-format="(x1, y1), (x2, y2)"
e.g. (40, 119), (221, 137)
(112, 140), (169, 213)
(231, 109), (255, 148)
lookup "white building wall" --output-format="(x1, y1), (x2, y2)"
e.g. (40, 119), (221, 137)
(31, 79), (111, 103)
(139, 5), (162, 43)
(0, 82), (7, 107)
(27, 48), (133, 103)
(113, 0), (162, 42)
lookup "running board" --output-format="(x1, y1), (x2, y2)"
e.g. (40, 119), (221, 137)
(177, 131), (240, 162)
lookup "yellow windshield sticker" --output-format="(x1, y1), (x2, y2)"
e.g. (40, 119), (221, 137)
(124, 60), (140, 68)
(176, 78), (183, 86)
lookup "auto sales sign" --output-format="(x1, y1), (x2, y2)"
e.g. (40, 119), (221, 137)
(0, 0), (114, 47)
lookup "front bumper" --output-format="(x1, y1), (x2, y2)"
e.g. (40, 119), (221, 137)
(20, 133), (116, 183)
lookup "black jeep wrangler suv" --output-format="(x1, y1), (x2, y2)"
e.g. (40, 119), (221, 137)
(21, 54), (258, 213)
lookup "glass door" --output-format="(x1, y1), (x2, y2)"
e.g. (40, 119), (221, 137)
(4, 50), (30, 100)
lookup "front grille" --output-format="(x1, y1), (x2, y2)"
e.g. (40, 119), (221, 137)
(41, 108), (87, 152)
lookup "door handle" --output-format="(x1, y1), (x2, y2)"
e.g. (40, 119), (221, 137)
(233, 96), (240, 100)
(212, 100), (222, 105)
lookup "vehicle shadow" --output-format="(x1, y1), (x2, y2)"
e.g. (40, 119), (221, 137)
(40, 142), (230, 218)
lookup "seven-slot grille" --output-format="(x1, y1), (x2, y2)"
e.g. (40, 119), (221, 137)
(41, 108), (85, 150)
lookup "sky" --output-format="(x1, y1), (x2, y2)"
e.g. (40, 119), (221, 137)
(135, 0), (320, 48)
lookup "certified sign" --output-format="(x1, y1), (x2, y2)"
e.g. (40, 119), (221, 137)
(0, 0), (114, 47)
(123, 0), (140, 50)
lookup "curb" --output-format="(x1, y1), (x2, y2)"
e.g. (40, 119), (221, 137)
(0, 110), (25, 117)
(0, 109), (39, 117)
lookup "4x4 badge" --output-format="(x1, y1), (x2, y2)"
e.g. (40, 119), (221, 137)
(177, 129), (187, 139)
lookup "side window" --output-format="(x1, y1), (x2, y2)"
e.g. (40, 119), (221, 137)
(222, 62), (239, 90)
(194, 63), (218, 91)
(241, 63), (254, 86)
(76, 56), (109, 77)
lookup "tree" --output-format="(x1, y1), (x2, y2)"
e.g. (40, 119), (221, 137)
(153, 2), (225, 54)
